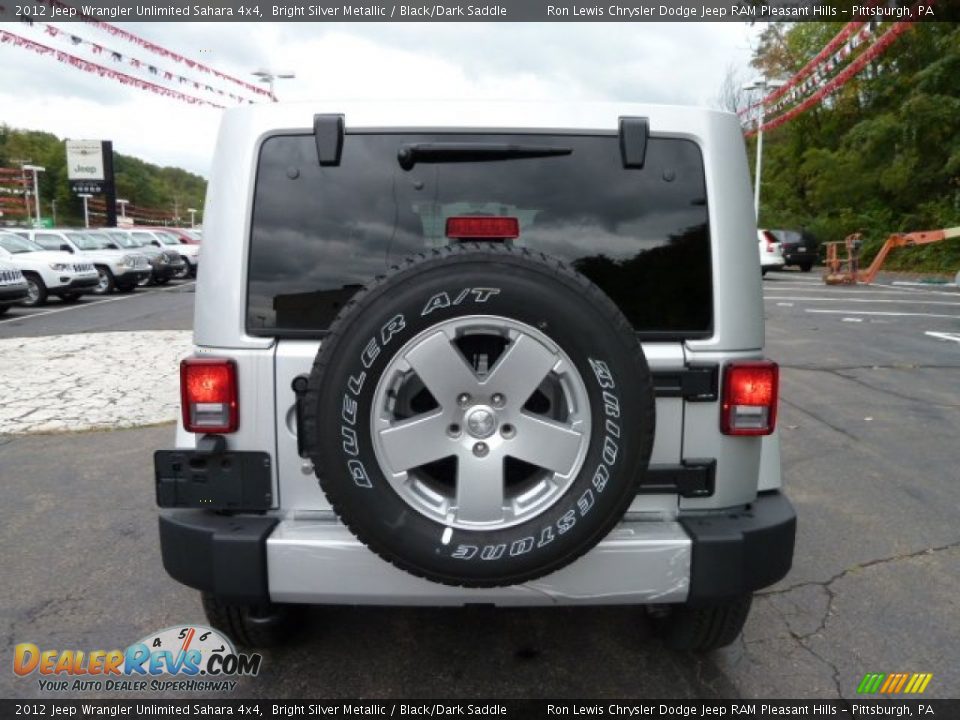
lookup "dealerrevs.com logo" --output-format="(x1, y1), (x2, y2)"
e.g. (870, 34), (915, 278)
(14, 625), (262, 693)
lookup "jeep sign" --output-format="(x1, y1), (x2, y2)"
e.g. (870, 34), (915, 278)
(65, 140), (105, 181)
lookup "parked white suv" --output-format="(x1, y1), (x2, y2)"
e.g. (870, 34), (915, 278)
(0, 230), (99, 306)
(0, 258), (29, 315)
(156, 102), (795, 652)
(28, 229), (151, 294)
(758, 229), (786, 276)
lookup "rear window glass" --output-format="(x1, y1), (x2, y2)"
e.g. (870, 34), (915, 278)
(248, 133), (712, 336)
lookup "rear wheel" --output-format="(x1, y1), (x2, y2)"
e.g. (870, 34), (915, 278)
(138, 271), (154, 287)
(799, 262), (813, 272)
(117, 284), (136, 294)
(650, 595), (753, 652)
(92, 266), (115, 295)
(173, 264), (190, 279)
(60, 293), (82, 304)
(201, 592), (301, 649)
(21, 273), (48, 307)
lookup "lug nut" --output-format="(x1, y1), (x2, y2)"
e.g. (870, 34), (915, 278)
(491, 393), (506, 408)
(457, 393), (472, 407)
(473, 442), (489, 458)
(447, 423), (461, 437)
(500, 423), (515, 439)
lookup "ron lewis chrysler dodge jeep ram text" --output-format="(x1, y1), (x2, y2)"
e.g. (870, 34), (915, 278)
(155, 101), (795, 651)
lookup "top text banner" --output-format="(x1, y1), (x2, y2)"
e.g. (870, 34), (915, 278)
(0, 0), (950, 22)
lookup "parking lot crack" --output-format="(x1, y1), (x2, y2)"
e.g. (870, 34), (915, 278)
(828, 369), (960, 409)
(780, 398), (860, 442)
(763, 539), (960, 600)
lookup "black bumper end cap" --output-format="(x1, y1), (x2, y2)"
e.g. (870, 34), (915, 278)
(681, 492), (796, 604)
(158, 510), (277, 604)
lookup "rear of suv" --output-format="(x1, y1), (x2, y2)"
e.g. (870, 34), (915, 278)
(155, 102), (795, 652)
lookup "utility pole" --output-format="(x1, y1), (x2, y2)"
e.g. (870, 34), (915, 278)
(50, 198), (57, 225)
(117, 198), (129, 220)
(10, 158), (31, 224)
(78, 193), (92, 228)
(187, 207), (197, 228)
(743, 77), (786, 219)
(22, 164), (45, 227)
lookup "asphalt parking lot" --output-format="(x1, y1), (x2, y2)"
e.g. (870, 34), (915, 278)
(1, 269), (958, 700)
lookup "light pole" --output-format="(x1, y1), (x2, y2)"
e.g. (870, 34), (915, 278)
(50, 198), (57, 226)
(117, 199), (129, 220)
(22, 164), (45, 227)
(743, 78), (786, 219)
(78, 193), (93, 228)
(187, 207), (197, 228)
(252, 69), (295, 101)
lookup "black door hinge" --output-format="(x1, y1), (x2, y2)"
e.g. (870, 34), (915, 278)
(652, 365), (718, 402)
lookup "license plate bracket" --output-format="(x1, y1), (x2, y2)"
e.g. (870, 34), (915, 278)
(155, 450), (273, 511)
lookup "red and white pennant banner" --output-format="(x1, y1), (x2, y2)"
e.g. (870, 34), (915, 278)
(0, 28), (225, 109)
(37, 23), (256, 104)
(33, 0), (275, 100)
(746, 20), (917, 137)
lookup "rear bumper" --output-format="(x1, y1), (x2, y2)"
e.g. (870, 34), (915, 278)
(782, 250), (818, 265)
(158, 492), (795, 606)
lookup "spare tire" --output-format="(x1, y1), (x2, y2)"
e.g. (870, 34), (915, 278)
(302, 244), (655, 587)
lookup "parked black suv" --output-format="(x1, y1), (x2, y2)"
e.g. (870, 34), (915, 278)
(770, 229), (818, 272)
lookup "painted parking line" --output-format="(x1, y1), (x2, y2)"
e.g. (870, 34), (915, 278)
(925, 331), (960, 344)
(0, 282), (195, 326)
(764, 284), (958, 297)
(765, 295), (960, 307)
(805, 308), (960, 319)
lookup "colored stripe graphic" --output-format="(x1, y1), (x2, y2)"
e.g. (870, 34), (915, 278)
(858, 672), (932, 694)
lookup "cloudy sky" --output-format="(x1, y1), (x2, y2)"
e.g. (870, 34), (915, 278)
(0, 22), (759, 177)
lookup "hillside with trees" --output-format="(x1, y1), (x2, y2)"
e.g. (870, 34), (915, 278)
(0, 125), (205, 227)
(741, 22), (960, 274)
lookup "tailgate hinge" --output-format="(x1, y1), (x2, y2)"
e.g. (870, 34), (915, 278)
(652, 364), (718, 402)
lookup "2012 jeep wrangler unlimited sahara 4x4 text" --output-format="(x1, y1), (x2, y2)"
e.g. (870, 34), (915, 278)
(155, 101), (795, 652)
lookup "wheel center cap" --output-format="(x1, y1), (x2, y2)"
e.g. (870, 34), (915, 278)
(465, 406), (497, 439)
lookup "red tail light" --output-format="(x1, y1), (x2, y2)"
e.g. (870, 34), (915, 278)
(721, 361), (778, 436)
(446, 216), (520, 240)
(762, 230), (777, 249)
(181, 357), (238, 433)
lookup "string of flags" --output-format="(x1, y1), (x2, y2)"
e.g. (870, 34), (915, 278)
(738, 22), (868, 118)
(739, 9), (924, 136)
(758, 22), (884, 118)
(746, 20), (915, 137)
(34, 0), (275, 100)
(0, 29), (226, 109)
(36, 23), (258, 105)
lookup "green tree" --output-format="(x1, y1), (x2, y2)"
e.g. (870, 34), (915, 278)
(747, 22), (960, 273)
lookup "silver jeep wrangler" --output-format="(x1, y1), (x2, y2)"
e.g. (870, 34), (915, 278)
(155, 101), (795, 651)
